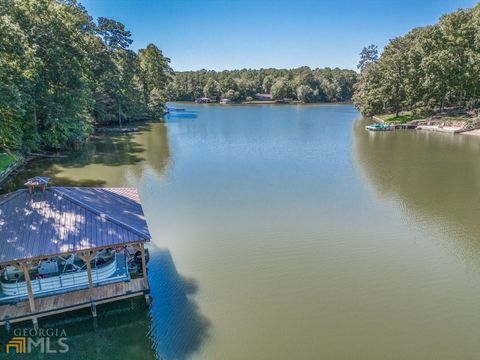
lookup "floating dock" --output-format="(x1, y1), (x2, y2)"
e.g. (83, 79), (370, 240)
(96, 127), (140, 133)
(392, 123), (417, 129)
(367, 122), (417, 131)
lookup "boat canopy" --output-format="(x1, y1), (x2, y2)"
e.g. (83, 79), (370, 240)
(0, 186), (151, 266)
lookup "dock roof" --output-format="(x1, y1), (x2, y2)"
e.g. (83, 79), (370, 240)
(0, 187), (151, 265)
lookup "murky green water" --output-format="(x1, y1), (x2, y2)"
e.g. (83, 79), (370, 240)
(2, 103), (480, 359)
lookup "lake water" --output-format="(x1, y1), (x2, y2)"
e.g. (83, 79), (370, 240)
(2, 103), (480, 359)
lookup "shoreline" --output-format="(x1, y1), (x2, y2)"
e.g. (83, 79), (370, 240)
(174, 100), (354, 106)
(459, 129), (480, 136)
(0, 153), (69, 189)
(372, 115), (480, 135)
(0, 155), (25, 188)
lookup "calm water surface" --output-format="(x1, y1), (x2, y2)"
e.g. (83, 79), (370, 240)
(2, 103), (480, 359)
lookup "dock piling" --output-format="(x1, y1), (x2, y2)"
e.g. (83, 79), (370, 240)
(91, 301), (97, 318)
(32, 317), (38, 331)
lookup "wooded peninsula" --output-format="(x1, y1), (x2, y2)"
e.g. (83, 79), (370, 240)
(353, 4), (480, 120)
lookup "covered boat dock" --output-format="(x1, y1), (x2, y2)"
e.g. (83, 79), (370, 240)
(0, 181), (152, 329)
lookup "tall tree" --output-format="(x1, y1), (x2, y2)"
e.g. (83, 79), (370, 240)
(357, 44), (378, 72)
(97, 17), (133, 50)
(380, 38), (408, 117)
(203, 78), (220, 99)
(270, 79), (290, 100)
(138, 44), (173, 117)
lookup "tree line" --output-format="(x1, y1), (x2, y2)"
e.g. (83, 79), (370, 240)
(168, 67), (357, 103)
(353, 4), (480, 117)
(0, 0), (172, 152)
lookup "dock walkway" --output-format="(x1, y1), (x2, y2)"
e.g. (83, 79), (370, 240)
(0, 278), (147, 326)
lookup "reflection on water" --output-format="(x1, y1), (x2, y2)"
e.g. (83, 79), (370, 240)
(353, 118), (480, 266)
(1, 122), (171, 192)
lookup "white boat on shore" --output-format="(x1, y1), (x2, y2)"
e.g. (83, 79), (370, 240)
(365, 123), (393, 131)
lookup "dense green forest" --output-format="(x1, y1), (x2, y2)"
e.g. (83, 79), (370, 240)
(353, 4), (480, 117)
(0, 0), (172, 152)
(6, 1), (477, 154)
(168, 67), (357, 103)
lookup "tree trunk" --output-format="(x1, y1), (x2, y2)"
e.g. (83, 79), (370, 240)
(32, 92), (37, 127)
(118, 102), (122, 129)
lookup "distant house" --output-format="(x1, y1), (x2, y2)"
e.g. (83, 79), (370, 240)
(195, 97), (213, 103)
(254, 93), (273, 101)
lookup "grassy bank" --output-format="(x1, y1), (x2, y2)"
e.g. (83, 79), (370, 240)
(0, 154), (17, 172)
(376, 112), (420, 124)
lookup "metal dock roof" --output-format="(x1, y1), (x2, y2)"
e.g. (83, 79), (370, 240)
(0, 187), (151, 265)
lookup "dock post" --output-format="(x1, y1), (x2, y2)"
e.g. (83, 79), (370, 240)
(138, 243), (151, 306)
(91, 301), (97, 318)
(32, 317), (38, 331)
(140, 243), (149, 289)
(79, 251), (94, 290)
(22, 262), (38, 329)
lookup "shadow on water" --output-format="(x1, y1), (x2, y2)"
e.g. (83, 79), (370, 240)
(148, 249), (210, 360)
(1, 122), (172, 194)
(0, 249), (209, 360)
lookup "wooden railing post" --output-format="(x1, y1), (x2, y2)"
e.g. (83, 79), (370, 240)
(85, 253), (93, 289)
(77, 251), (94, 289)
(22, 263), (36, 313)
(22, 262), (38, 329)
(140, 243), (149, 289)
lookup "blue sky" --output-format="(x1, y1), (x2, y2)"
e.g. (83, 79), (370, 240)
(81, 0), (478, 71)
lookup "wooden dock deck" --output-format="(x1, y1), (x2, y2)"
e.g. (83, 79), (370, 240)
(0, 278), (148, 326)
